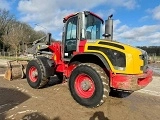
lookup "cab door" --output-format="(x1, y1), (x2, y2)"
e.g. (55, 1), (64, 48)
(63, 16), (78, 59)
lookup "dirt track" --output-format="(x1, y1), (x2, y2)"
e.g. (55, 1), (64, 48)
(0, 75), (160, 120)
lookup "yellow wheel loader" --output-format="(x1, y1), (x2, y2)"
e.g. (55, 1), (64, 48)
(4, 11), (152, 108)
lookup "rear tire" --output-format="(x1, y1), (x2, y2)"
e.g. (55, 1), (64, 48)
(69, 63), (110, 108)
(26, 60), (49, 89)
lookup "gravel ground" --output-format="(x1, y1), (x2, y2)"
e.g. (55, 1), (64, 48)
(0, 73), (160, 120)
(148, 62), (160, 76)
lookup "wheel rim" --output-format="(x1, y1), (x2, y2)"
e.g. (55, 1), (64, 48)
(29, 66), (38, 82)
(74, 73), (95, 98)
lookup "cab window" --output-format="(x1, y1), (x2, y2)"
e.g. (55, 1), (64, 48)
(65, 16), (78, 57)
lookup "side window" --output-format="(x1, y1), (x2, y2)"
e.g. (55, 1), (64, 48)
(66, 19), (77, 39)
(65, 17), (78, 54)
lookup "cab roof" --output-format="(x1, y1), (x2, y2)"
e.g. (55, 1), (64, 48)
(63, 11), (104, 23)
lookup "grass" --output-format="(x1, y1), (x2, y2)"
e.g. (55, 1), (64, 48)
(0, 56), (32, 61)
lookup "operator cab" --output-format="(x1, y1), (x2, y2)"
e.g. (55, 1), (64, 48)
(62, 11), (104, 59)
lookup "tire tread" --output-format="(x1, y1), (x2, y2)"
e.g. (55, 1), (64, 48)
(36, 59), (49, 88)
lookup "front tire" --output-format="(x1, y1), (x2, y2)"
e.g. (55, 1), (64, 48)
(69, 63), (110, 108)
(26, 60), (49, 88)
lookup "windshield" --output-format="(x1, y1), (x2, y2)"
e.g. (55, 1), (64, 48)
(83, 14), (103, 40)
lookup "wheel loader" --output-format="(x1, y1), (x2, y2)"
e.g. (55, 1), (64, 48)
(6, 11), (153, 108)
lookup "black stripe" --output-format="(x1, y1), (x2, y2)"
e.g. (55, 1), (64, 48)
(98, 41), (124, 50)
(88, 46), (126, 67)
(88, 46), (103, 51)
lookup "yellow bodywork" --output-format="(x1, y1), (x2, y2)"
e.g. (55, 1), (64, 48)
(84, 40), (144, 74)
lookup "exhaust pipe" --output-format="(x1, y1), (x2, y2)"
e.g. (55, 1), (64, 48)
(103, 14), (113, 40)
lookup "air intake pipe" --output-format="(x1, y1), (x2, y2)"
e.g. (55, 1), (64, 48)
(46, 33), (52, 45)
(103, 14), (113, 40)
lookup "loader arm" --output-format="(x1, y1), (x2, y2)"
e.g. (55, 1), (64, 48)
(27, 33), (52, 56)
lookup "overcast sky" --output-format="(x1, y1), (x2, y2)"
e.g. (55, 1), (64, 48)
(1, 0), (160, 46)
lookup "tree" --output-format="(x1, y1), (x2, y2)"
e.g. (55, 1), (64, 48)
(2, 20), (47, 57)
(2, 21), (22, 57)
(0, 8), (54, 56)
(0, 9), (14, 51)
(137, 46), (160, 56)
